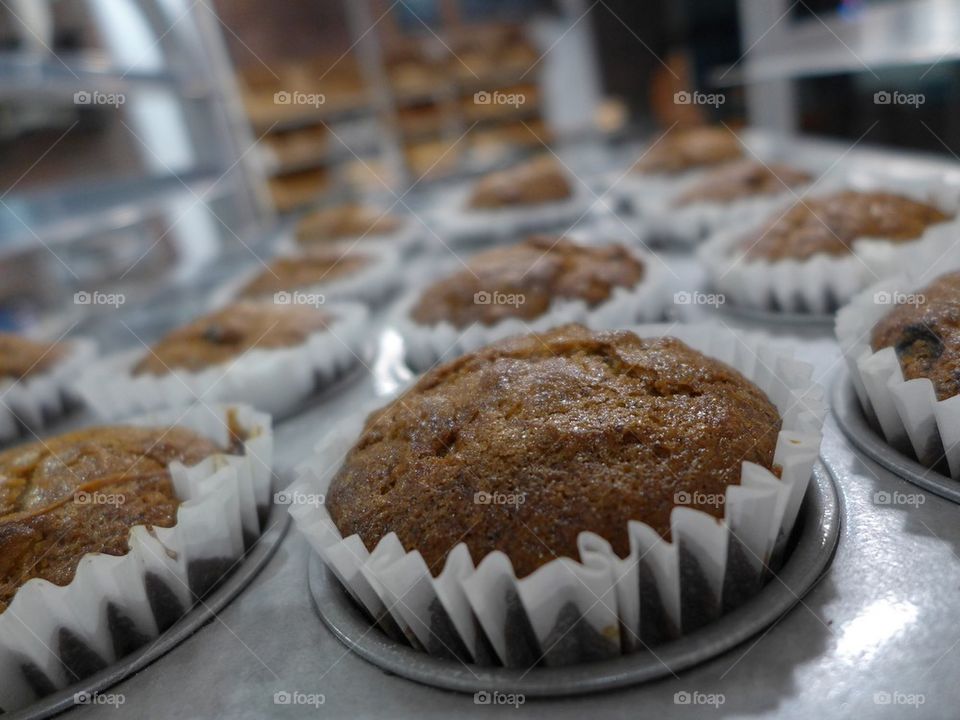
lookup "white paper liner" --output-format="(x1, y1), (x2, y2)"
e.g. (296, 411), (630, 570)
(615, 163), (815, 249)
(73, 303), (368, 421)
(0, 403), (273, 712)
(423, 179), (596, 247)
(698, 174), (960, 314)
(279, 216), (423, 258)
(836, 258), (960, 477)
(0, 338), (97, 441)
(208, 248), (404, 310)
(287, 323), (825, 668)
(391, 243), (672, 372)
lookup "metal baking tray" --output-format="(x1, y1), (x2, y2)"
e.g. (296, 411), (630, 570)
(831, 369), (960, 503)
(9, 502), (290, 720)
(308, 465), (839, 697)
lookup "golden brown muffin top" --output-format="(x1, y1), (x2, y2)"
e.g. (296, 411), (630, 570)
(674, 160), (812, 207)
(467, 155), (573, 209)
(326, 324), (781, 578)
(0, 334), (63, 381)
(410, 236), (645, 329)
(238, 253), (370, 299)
(0, 425), (221, 612)
(741, 191), (951, 262)
(132, 301), (329, 376)
(871, 270), (960, 401)
(633, 127), (743, 175)
(295, 204), (403, 247)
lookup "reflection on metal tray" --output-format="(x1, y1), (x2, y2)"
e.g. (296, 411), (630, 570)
(307, 465), (839, 697)
(10, 503), (291, 720)
(832, 370), (960, 504)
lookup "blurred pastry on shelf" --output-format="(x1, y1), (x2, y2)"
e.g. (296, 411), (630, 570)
(238, 252), (371, 299)
(468, 155), (572, 209)
(269, 167), (331, 212)
(295, 204), (404, 247)
(632, 126), (743, 175)
(674, 160), (812, 207)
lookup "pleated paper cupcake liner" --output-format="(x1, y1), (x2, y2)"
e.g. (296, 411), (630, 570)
(209, 248), (404, 310)
(0, 338), (97, 441)
(287, 323), (825, 669)
(73, 303), (369, 421)
(390, 248), (672, 372)
(0, 403), (273, 713)
(423, 181), (596, 247)
(836, 260), (960, 477)
(698, 175), (960, 314)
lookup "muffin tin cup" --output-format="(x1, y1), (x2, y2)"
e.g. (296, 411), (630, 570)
(208, 247), (405, 310)
(286, 323), (825, 671)
(832, 370), (960, 502)
(0, 338), (97, 441)
(835, 264), (960, 480)
(0, 403), (274, 713)
(389, 249), (672, 372)
(423, 182), (596, 247)
(72, 302), (369, 421)
(307, 463), (838, 695)
(698, 173), (960, 315)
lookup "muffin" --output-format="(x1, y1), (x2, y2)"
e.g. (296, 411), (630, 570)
(296, 205), (404, 248)
(327, 324), (780, 577)
(0, 425), (222, 613)
(870, 270), (960, 402)
(741, 190), (951, 262)
(467, 156), (573, 209)
(0, 334), (63, 382)
(410, 236), (645, 329)
(674, 160), (811, 207)
(238, 253), (370, 300)
(132, 302), (330, 376)
(290, 322), (823, 667)
(632, 127), (742, 175)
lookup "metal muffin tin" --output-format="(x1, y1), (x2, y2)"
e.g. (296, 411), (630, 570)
(307, 465), (839, 697)
(9, 502), (290, 720)
(832, 370), (960, 504)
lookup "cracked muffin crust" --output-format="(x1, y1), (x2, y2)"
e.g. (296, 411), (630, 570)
(467, 156), (573, 209)
(326, 324), (781, 577)
(409, 236), (645, 329)
(133, 301), (330, 376)
(674, 160), (811, 207)
(0, 334), (63, 382)
(740, 190), (951, 263)
(871, 270), (960, 401)
(0, 425), (222, 612)
(632, 127), (743, 175)
(239, 253), (370, 299)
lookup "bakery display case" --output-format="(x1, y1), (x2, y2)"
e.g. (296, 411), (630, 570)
(4, 1), (960, 719)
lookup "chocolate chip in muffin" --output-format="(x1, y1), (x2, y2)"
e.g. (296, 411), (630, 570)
(327, 324), (781, 578)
